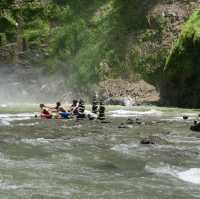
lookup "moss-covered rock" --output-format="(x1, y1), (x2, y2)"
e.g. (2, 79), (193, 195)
(161, 7), (200, 108)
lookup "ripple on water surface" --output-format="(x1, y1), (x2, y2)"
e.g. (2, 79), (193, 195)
(0, 106), (200, 198)
(146, 164), (200, 185)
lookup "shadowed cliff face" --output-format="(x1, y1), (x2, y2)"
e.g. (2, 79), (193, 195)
(160, 8), (200, 108)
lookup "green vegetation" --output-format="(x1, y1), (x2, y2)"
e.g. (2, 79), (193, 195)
(1, 0), (199, 105)
(161, 7), (200, 107)
(0, 0), (167, 90)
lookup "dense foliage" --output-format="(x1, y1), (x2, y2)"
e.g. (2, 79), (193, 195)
(1, 0), (198, 99)
(0, 0), (166, 90)
(161, 7), (200, 107)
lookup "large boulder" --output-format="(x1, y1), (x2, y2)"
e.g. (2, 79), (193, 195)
(190, 121), (200, 132)
(99, 79), (159, 106)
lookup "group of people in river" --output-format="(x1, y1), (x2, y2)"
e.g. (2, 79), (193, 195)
(38, 97), (106, 120)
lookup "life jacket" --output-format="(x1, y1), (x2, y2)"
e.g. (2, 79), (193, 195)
(56, 105), (66, 113)
(41, 109), (52, 119)
(70, 105), (78, 115)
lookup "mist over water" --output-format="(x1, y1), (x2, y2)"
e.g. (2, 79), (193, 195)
(0, 64), (70, 104)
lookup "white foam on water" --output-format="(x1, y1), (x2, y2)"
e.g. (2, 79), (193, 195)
(0, 181), (18, 190)
(145, 164), (200, 185)
(85, 110), (97, 117)
(21, 138), (50, 146)
(160, 117), (183, 122)
(0, 180), (30, 190)
(111, 144), (130, 154)
(62, 124), (82, 129)
(6, 117), (31, 121)
(17, 122), (39, 127)
(0, 119), (10, 126)
(108, 109), (162, 118)
(178, 169), (200, 184)
(0, 113), (34, 125)
(160, 111), (197, 122)
(51, 153), (82, 163)
(0, 113), (33, 118)
(111, 143), (139, 154)
(181, 112), (197, 117)
(160, 116), (196, 122)
(170, 139), (200, 144)
(145, 164), (178, 176)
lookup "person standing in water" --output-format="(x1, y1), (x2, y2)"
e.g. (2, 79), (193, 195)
(69, 100), (78, 115)
(77, 99), (86, 119)
(39, 104), (52, 119)
(55, 102), (71, 119)
(92, 95), (98, 114)
(98, 99), (106, 120)
(46, 102), (70, 119)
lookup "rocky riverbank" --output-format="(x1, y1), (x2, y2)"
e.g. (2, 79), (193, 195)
(98, 79), (159, 106)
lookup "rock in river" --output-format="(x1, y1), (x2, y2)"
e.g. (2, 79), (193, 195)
(140, 136), (168, 145)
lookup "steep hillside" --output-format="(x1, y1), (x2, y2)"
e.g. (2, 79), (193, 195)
(0, 0), (200, 103)
(161, 7), (200, 107)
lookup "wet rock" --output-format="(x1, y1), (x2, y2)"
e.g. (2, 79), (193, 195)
(135, 118), (142, 125)
(140, 136), (168, 145)
(183, 115), (189, 120)
(190, 125), (200, 132)
(101, 120), (112, 124)
(190, 121), (200, 132)
(125, 118), (142, 125)
(140, 138), (154, 144)
(104, 97), (127, 106)
(118, 123), (129, 129)
(126, 118), (134, 124)
(95, 162), (119, 171)
(87, 114), (95, 120)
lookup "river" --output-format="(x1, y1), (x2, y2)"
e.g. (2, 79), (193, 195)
(0, 104), (200, 198)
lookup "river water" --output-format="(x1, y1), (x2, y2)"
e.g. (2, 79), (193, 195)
(0, 104), (200, 198)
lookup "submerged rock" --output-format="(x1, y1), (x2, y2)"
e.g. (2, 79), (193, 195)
(101, 120), (112, 124)
(95, 162), (119, 171)
(183, 115), (189, 120)
(140, 136), (168, 145)
(125, 118), (142, 125)
(118, 123), (129, 129)
(126, 118), (134, 124)
(87, 114), (95, 120)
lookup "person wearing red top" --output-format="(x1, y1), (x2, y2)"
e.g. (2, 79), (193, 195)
(40, 104), (52, 119)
